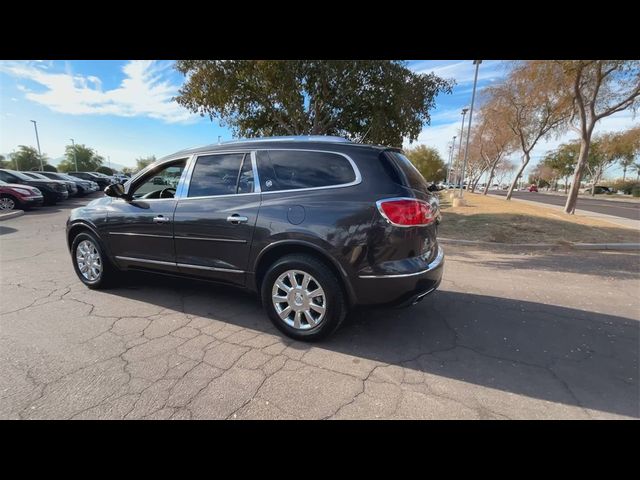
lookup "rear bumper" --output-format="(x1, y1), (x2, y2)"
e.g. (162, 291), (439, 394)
(352, 245), (444, 306)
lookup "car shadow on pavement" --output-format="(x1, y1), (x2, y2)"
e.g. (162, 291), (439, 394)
(0, 226), (18, 235)
(105, 272), (639, 418)
(463, 248), (640, 280)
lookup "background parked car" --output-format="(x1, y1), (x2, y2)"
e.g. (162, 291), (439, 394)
(528, 184), (538, 192)
(90, 172), (117, 184)
(35, 171), (96, 196)
(22, 171), (78, 197)
(0, 169), (68, 205)
(581, 185), (612, 194)
(0, 179), (44, 211)
(67, 172), (111, 190)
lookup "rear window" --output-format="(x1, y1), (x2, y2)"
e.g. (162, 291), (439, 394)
(385, 152), (429, 191)
(258, 150), (356, 192)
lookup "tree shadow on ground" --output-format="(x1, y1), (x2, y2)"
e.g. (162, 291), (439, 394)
(103, 272), (639, 418)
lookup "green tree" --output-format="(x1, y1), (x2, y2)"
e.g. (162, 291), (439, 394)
(122, 166), (135, 175)
(9, 145), (49, 171)
(404, 145), (446, 182)
(96, 166), (115, 175)
(42, 164), (58, 172)
(58, 144), (104, 172)
(542, 142), (579, 192)
(0, 154), (8, 169)
(175, 60), (454, 147)
(135, 155), (156, 172)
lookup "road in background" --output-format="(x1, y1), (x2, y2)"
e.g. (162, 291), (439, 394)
(489, 190), (640, 220)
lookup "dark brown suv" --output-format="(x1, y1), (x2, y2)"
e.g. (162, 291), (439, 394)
(66, 136), (444, 340)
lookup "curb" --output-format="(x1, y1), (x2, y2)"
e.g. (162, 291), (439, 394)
(439, 237), (640, 251)
(0, 210), (25, 221)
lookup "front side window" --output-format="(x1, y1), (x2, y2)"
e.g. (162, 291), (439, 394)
(130, 159), (186, 199)
(188, 153), (253, 197)
(257, 150), (356, 192)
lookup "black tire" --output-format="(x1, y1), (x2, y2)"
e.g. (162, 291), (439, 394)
(261, 254), (348, 341)
(0, 194), (19, 211)
(71, 231), (116, 289)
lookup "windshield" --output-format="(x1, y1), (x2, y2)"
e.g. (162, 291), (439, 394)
(0, 180), (7, 186)
(4, 170), (33, 181)
(26, 172), (50, 180)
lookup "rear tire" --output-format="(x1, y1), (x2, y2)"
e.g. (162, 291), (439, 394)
(71, 232), (115, 289)
(261, 254), (347, 341)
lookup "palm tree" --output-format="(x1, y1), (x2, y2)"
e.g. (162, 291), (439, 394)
(632, 162), (640, 181)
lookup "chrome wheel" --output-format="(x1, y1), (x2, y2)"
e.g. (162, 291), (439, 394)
(76, 239), (102, 281)
(272, 269), (326, 330)
(0, 197), (16, 210)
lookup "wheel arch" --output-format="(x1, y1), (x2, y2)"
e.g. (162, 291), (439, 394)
(253, 240), (356, 306)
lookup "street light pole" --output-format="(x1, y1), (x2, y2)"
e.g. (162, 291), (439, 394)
(456, 108), (469, 192)
(70, 138), (78, 171)
(446, 135), (457, 185)
(459, 60), (482, 199)
(30, 120), (44, 170)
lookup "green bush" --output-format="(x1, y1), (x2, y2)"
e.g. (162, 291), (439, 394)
(633, 186), (640, 198)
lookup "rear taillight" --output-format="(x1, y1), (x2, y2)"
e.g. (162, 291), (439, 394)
(376, 198), (435, 227)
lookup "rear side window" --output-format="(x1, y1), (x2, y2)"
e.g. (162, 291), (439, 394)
(257, 150), (356, 192)
(188, 153), (252, 197)
(386, 152), (429, 191)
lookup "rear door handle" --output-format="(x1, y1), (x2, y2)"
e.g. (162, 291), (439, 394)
(227, 214), (248, 224)
(153, 215), (171, 224)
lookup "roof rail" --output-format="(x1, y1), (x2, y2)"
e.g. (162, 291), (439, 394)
(220, 135), (351, 144)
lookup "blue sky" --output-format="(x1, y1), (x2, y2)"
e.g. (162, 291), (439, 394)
(1, 60), (636, 177)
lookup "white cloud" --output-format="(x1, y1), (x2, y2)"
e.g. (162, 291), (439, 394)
(0, 60), (195, 123)
(412, 60), (508, 85)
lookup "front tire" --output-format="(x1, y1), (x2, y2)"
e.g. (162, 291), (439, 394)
(261, 254), (347, 341)
(71, 232), (115, 289)
(0, 194), (18, 211)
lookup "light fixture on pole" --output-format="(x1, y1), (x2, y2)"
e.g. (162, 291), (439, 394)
(446, 135), (457, 185)
(70, 138), (78, 171)
(30, 120), (44, 171)
(456, 108), (469, 190)
(459, 60), (482, 199)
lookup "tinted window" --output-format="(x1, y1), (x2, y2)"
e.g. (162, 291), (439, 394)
(188, 153), (245, 197)
(258, 150), (355, 192)
(387, 152), (429, 191)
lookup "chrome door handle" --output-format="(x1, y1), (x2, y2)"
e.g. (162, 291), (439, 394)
(227, 214), (248, 224)
(153, 215), (171, 224)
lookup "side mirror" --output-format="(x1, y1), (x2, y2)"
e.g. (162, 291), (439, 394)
(104, 183), (126, 198)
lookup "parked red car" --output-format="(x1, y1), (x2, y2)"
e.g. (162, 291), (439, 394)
(528, 184), (538, 192)
(0, 180), (44, 211)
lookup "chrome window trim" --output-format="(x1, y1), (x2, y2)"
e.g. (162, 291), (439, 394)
(115, 256), (176, 267)
(109, 232), (173, 239)
(174, 236), (246, 243)
(255, 149), (362, 195)
(375, 197), (436, 228)
(176, 263), (244, 274)
(250, 151), (261, 194)
(358, 246), (444, 279)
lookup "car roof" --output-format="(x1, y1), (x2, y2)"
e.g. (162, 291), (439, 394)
(158, 136), (400, 162)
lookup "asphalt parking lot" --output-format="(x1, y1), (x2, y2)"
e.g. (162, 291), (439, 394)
(1, 195), (638, 419)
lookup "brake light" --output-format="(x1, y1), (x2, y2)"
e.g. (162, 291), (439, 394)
(377, 198), (435, 226)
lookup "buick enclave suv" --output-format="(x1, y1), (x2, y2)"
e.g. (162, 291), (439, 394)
(66, 137), (444, 340)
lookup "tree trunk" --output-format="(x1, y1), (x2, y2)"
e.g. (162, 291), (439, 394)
(622, 166), (627, 182)
(564, 134), (592, 214)
(483, 166), (497, 195)
(506, 153), (530, 200)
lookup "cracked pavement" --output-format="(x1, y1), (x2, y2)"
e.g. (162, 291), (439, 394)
(0, 195), (638, 419)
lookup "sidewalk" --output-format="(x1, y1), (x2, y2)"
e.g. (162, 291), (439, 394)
(503, 196), (640, 230)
